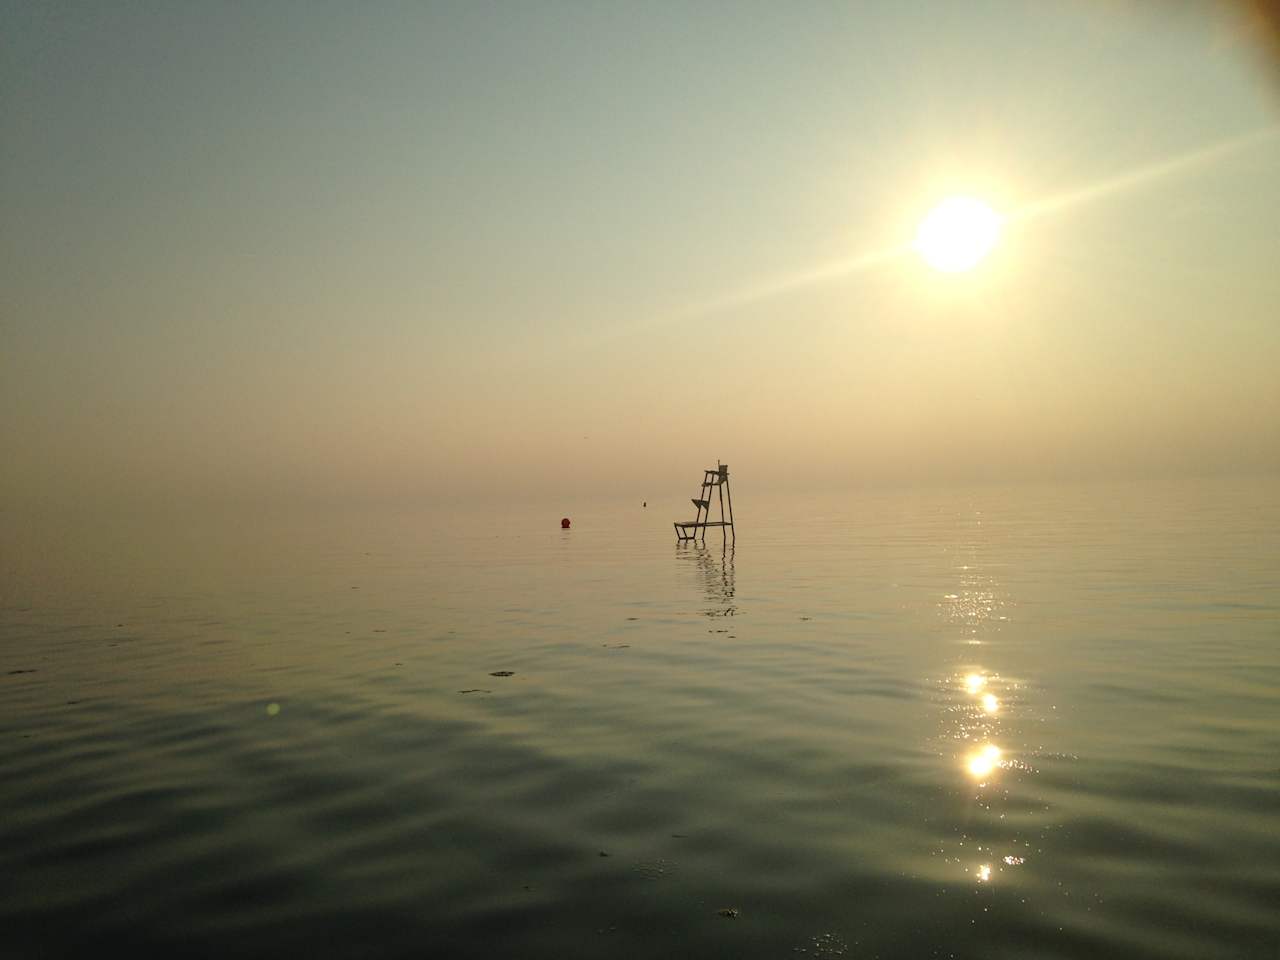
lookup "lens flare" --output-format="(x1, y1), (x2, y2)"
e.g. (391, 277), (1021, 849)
(964, 673), (986, 694)
(982, 693), (999, 713)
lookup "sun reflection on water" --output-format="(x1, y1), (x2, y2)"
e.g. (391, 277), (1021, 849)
(933, 523), (1043, 899)
(966, 743), (1002, 780)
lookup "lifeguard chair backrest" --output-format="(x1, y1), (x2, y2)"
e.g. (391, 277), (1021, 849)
(717, 464), (729, 480)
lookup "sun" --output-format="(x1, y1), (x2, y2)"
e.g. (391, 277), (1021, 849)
(913, 196), (1002, 273)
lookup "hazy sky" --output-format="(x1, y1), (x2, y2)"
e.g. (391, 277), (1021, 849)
(3, 1), (1278, 507)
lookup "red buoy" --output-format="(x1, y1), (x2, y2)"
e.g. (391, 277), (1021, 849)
(560, 517), (571, 528)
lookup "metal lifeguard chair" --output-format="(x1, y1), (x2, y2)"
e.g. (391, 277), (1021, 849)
(674, 462), (735, 544)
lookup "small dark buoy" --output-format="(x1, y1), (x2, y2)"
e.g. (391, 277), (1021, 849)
(643, 501), (646, 508)
(561, 517), (571, 528)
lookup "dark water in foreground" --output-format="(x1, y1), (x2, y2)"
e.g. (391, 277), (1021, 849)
(2, 478), (1278, 959)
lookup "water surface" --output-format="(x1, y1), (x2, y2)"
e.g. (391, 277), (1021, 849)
(2, 478), (1277, 958)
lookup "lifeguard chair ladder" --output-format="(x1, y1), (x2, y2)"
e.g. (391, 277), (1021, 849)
(674, 462), (735, 543)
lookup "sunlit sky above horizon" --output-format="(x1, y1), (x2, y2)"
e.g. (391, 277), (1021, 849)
(3, 2), (1278, 508)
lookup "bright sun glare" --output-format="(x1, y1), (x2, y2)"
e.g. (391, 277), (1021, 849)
(914, 196), (1002, 273)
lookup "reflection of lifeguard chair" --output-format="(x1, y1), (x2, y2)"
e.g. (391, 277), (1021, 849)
(674, 462), (735, 543)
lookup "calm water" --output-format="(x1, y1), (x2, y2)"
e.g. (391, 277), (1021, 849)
(2, 478), (1277, 958)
